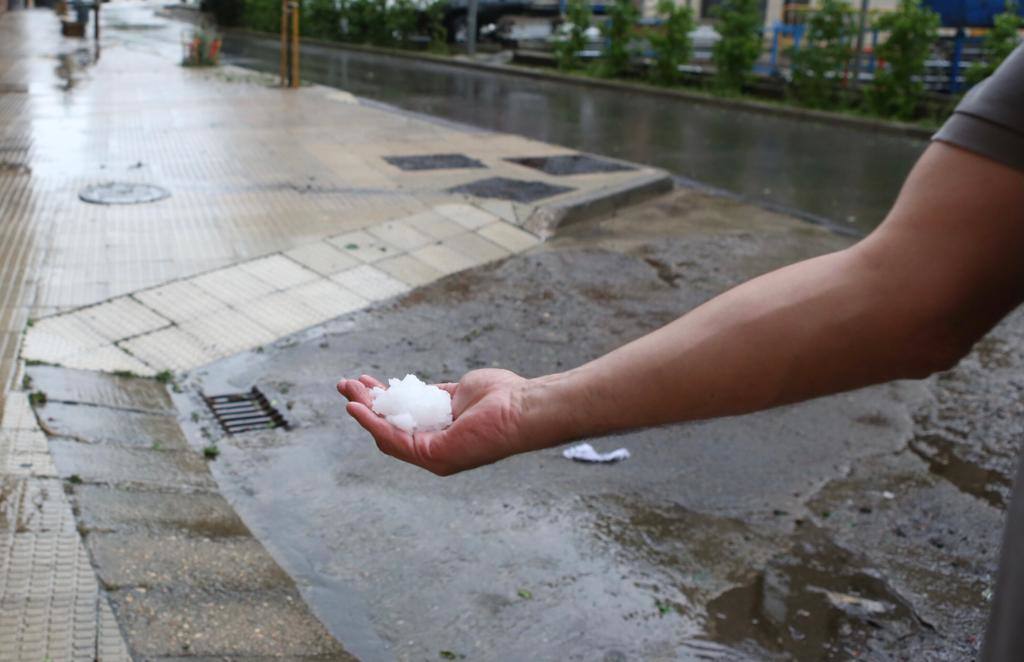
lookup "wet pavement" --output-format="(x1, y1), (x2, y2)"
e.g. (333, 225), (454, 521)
(223, 34), (929, 234)
(175, 188), (1018, 661)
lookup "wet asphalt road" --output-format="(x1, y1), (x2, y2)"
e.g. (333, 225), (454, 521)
(222, 34), (928, 235)
(176, 189), (1016, 661)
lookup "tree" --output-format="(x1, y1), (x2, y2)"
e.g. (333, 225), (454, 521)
(303, 0), (342, 39)
(966, 1), (1022, 86)
(789, 0), (856, 109)
(711, 0), (763, 93)
(555, 0), (593, 70)
(601, 0), (640, 77)
(649, 0), (695, 85)
(425, 0), (449, 53)
(865, 0), (940, 119)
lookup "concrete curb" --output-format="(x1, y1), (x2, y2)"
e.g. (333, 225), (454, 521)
(225, 28), (937, 141)
(524, 171), (675, 238)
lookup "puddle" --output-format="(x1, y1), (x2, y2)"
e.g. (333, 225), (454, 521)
(705, 526), (924, 660)
(55, 48), (94, 91)
(508, 154), (636, 176)
(909, 434), (1010, 509)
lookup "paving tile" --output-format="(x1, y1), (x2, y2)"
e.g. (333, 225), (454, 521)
(443, 231), (512, 263)
(367, 220), (433, 252)
(286, 280), (369, 320)
(325, 230), (400, 264)
(20, 315), (109, 365)
(410, 243), (480, 276)
(433, 203), (500, 230)
(331, 265), (410, 302)
(118, 328), (220, 373)
(190, 266), (277, 306)
(178, 308), (277, 358)
(40, 402), (186, 450)
(70, 485), (249, 537)
(375, 254), (445, 287)
(1, 392), (35, 431)
(26, 365), (173, 413)
(478, 221), (542, 252)
(76, 297), (171, 342)
(61, 345), (157, 377)
(48, 441), (216, 490)
(133, 281), (225, 324)
(284, 242), (358, 276)
(239, 292), (327, 338)
(400, 210), (466, 240)
(237, 255), (320, 290)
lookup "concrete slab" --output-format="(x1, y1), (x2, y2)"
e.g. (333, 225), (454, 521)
(39, 402), (186, 449)
(26, 366), (175, 414)
(71, 484), (249, 537)
(49, 442), (215, 490)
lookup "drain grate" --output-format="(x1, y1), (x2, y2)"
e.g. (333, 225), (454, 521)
(384, 153), (486, 171)
(203, 387), (289, 435)
(448, 176), (573, 203)
(507, 154), (636, 176)
(79, 182), (170, 205)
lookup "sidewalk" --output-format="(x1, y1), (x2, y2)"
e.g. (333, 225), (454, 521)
(0, 3), (668, 658)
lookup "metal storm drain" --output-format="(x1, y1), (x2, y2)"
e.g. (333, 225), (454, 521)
(507, 154), (637, 176)
(383, 153), (485, 171)
(203, 387), (289, 435)
(79, 182), (170, 205)
(448, 176), (573, 203)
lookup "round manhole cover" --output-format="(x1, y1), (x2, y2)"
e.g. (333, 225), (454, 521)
(79, 182), (170, 205)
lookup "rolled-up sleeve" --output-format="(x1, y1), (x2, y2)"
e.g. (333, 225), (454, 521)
(933, 44), (1024, 172)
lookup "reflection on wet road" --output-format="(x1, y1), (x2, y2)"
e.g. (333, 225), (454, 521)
(223, 35), (928, 234)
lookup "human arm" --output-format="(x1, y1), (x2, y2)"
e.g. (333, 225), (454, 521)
(340, 143), (1024, 475)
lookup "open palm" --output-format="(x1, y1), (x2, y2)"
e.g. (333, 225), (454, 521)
(337, 369), (530, 475)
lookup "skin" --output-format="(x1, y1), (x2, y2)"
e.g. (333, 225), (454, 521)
(338, 143), (1024, 476)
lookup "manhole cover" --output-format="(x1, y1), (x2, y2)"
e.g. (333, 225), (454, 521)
(507, 154), (637, 176)
(384, 153), (486, 171)
(203, 387), (289, 435)
(448, 177), (573, 203)
(79, 182), (170, 205)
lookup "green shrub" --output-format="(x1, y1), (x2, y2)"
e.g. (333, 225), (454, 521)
(966, 1), (1022, 86)
(555, 0), (593, 70)
(865, 0), (939, 119)
(203, 0), (245, 27)
(425, 0), (449, 52)
(304, 0), (341, 39)
(789, 0), (856, 109)
(243, 0), (281, 33)
(601, 0), (640, 77)
(648, 0), (694, 85)
(711, 0), (763, 93)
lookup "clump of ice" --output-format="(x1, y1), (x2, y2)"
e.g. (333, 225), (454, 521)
(371, 374), (452, 434)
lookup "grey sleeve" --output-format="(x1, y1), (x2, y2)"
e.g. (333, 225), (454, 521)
(933, 44), (1024, 172)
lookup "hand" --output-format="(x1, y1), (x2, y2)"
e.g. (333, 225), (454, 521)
(337, 369), (533, 476)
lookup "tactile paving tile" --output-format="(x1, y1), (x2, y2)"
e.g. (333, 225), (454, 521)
(61, 345), (157, 377)
(325, 231), (401, 264)
(20, 315), (109, 366)
(400, 210), (466, 240)
(331, 265), (410, 302)
(133, 280), (226, 324)
(178, 308), (277, 359)
(1, 392), (35, 431)
(0, 478), (130, 661)
(410, 243), (481, 276)
(75, 297), (171, 342)
(477, 222), (542, 252)
(433, 203), (502, 230)
(190, 266), (278, 307)
(284, 242), (359, 277)
(118, 327), (220, 373)
(367, 221), (434, 252)
(240, 292), (328, 338)
(375, 254), (445, 287)
(443, 232), (511, 263)
(286, 280), (369, 320)
(238, 255), (321, 291)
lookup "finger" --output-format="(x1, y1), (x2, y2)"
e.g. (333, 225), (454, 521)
(434, 382), (458, 396)
(346, 402), (413, 459)
(359, 374), (386, 389)
(337, 379), (374, 408)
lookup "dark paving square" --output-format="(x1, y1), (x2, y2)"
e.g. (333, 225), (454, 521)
(383, 153), (485, 171)
(507, 154), (637, 176)
(448, 177), (573, 203)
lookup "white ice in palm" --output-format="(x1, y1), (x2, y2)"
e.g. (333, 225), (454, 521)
(371, 374), (452, 434)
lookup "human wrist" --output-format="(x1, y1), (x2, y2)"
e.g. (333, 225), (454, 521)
(515, 369), (599, 450)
